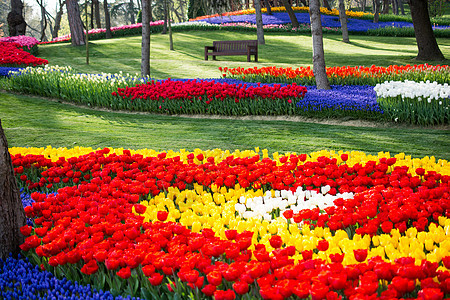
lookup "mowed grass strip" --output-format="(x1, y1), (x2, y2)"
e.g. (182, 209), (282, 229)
(37, 32), (450, 79)
(2, 92), (449, 160)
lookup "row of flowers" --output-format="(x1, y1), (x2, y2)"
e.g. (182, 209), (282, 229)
(4, 65), (382, 120)
(0, 42), (48, 67)
(220, 65), (450, 86)
(189, 6), (374, 22)
(9, 146), (450, 299)
(40, 21), (165, 45)
(5, 64), (449, 124)
(189, 6), (450, 27)
(0, 35), (40, 49)
(112, 79), (307, 115)
(192, 11), (449, 35)
(0, 254), (136, 300)
(374, 80), (450, 125)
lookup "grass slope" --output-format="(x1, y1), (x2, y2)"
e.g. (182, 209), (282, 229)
(37, 32), (450, 79)
(2, 92), (449, 160)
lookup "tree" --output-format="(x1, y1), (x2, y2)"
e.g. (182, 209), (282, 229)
(67, 0), (85, 45)
(141, 0), (151, 76)
(338, 0), (349, 43)
(92, 0), (101, 28)
(254, 0), (265, 45)
(373, 0), (381, 23)
(0, 120), (26, 260)
(8, 0), (27, 36)
(36, 0), (48, 41)
(103, 0), (112, 38)
(382, 0), (389, 14)
(409, 0), (445, 61)
(322, 0), (331, 10)
(52, 0), (66, 39)
(129, 0), (136, 24)
(167, 0), (174, 50)
(280, 0), (299, 28)
(263, 0), (272, 15)
(309, 0), (330, 89)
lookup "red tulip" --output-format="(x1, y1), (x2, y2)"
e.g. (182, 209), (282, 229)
(269, 235), (283, 249)
(233, 281), (249, 295)
(353, 249), (368, 262)
(157, 211), (169, 221)
(80, 260), (99, 275)
(148, 272), (164, 286)
(117, 267), (131, 279)
(317, 239), (329, 252)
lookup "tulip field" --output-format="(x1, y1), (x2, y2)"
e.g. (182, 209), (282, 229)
(3, 146), (450, 300)
(1, 5), (450, 300)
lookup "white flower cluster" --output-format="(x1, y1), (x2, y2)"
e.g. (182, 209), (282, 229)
(172, 21), (219, 27)
(235, 186), (354, 222)
(374, 80), (450, 102)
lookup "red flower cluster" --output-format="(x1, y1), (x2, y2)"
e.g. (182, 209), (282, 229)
(112, 79), (307, 103)
(13, 148), (450, 299)
(0, 42), (48, 66)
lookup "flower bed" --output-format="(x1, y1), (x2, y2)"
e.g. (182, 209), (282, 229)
(7, 146), (450, 299)
(190, 6), (374, 21)
(0, 42), (48, 67)
(374, 80), (450, 125)
(0, 35), (40, 55)
(0, 254), (136, 300)
(220, 65), (450, 86)
(113, 79), (307, 115)
(6, 66), (383, 120)
(40, 21), (164, 45)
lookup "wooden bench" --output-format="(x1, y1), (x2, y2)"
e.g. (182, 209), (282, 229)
(205, 40), (258, 62)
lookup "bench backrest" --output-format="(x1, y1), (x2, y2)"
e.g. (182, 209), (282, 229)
(213, 40), (258, 53)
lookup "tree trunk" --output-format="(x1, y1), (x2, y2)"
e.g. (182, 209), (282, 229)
(66, 0), (85, 45)
(409, 0), (445, 61)
(254, 0), (265, 45)
(309, 0), (330, 89)
(382, 0), (389, 14)
(373, 0), (380, 22)
(338, 0), (349, 43)
(178, 0), (186, 22)
(52, 0), (65, 39)
(141, 0), (151, 76)
(399, 0), (404, 15)
(129, 0), (136, 24)
(322, 0), (332, 10)
(38, 0), (48, 41)
(103, 0), (112, 38)
(93, 0), (101, 28)
(263, 0), (272, 15)
(281, 0), (300, 28)
(0, 120), (26, 260)
(162, 0), (168, 34)
(392, 0), (398, 15)
(90, 0), (94, 29)
(168, 0), (174, 50)
(8, 0), (27, 36)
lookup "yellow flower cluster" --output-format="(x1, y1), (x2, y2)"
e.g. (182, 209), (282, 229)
(9, 146), (450, 177)
(136, 184), (450, 270)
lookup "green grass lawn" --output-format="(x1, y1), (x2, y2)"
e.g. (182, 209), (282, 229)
(1, 91), (449, 160)
(37, 31), (450, 79)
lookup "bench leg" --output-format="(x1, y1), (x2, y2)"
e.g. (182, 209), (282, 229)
(213, 56), (216, 60)
(255, 53), (258, 62)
